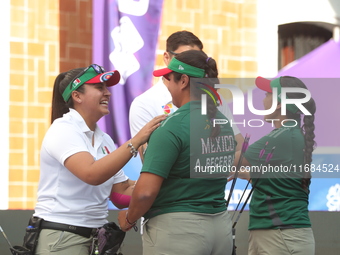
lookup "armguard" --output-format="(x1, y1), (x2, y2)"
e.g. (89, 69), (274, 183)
(110, 192), (131, 207)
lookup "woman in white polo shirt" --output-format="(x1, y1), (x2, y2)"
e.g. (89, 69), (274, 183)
(32, 64), (166, 255)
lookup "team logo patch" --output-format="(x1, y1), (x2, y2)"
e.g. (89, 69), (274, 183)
(100, 72), (113, 82)
(162, 103), (174, 114)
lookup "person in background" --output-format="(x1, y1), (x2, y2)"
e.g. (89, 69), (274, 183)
(33, 64), (166, 255)
(119, 50), (235, 255)
(236, 76), (316, 255)
(129, 30), (243, 161)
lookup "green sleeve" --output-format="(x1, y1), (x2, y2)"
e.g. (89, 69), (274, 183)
(141, 126), (181, 179)
(244, 135), (271, 167)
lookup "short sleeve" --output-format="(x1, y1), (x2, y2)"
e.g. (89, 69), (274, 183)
(112, 169), (129, 184)
(141, 126), (181, 179)
(43, 122), (89, 165)
(244, 135), (270, 167)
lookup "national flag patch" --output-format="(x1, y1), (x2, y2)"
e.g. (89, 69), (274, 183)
(73, 78), (81, 88)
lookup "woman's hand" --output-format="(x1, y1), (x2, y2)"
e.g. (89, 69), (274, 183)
(132, 114), (167, 148)
(117, 173), (164, 232)
(118, 210), (136, 232)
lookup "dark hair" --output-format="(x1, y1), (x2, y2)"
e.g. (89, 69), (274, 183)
(50, 68), (86, 123)
(166, 31), (203, 53)
(280, 76), (316, 192)
(172, 50), (220, 137)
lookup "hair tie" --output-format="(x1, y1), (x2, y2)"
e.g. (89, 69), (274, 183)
(206, 57), (211, 63)
(199, 88), (217, 106)
(197, 82), (222, 106)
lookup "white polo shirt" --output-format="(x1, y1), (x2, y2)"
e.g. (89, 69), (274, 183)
(129, 79), (240, 136)
(34, 109), (128, 228)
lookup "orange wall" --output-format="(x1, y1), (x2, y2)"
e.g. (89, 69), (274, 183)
(9, 0), (60, 209)
(59, 0), (93, 71)
(9, 0), (92, 209)
(155, 0), (258, 77)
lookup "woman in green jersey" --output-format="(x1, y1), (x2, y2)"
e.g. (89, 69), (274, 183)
(238, 76), (316, 255)
(118, 50), (236, 255)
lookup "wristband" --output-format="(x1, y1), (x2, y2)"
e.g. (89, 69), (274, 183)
(127, 140), (138, 157)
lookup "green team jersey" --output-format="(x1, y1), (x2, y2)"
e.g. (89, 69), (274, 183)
(244, 121), (311, 230)
(141, 101), (235, 219)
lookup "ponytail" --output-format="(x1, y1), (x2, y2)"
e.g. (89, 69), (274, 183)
(173, 50), (221, 137)
(51, 68), (85, 123)
(281, 76), (316, 192)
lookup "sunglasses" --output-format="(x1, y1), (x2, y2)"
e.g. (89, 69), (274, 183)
(69, 64), (105, 86)
(62, 64), (106, 102)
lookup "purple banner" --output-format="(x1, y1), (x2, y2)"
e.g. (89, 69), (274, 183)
(93, 0), (164, 145)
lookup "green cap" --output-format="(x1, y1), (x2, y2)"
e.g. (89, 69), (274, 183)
(62, 64), (120, 102)
(255, 76), (300, 114)
(153, 57), (205, 78)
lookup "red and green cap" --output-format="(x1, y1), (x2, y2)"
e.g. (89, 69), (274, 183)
(153, 57), (205, 78)
(255, 76), (300, 114)
(62, 64), (121, 102)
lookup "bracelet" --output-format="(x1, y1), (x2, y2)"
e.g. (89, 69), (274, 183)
(126, 211), (136, 226)
(127, 140), (138, 157)
(125, 211), (138, 232)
